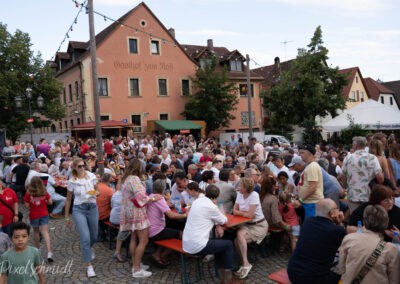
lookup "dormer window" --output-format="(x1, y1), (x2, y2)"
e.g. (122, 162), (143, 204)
(230, 60), (242, 71)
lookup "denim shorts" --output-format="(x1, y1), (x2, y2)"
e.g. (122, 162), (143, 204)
(30, 216), (49, 227)
(291, 225), (301, 237)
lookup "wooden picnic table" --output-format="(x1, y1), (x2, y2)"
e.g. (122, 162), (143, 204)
(224, 214), (251, 228)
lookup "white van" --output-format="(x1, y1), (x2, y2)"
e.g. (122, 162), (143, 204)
(264, 135), (291, 146)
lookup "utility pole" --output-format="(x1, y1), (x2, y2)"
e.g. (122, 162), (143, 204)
(88, 0), (104, 175)
(246, 54), (253, 139)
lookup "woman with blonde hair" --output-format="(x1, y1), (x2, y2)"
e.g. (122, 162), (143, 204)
(369, 139), (391, 180)
(64, 158), (99, 278)
(119, 159), (162, 278)
(233, 177), (268, 279)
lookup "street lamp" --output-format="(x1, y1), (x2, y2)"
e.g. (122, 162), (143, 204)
(15, 87), (44, 144)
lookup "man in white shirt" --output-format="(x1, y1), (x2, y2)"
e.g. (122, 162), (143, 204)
(170, 172), (193, 205)
(249, 137), (265, 162)
(210, 159), (223, 182)
(182, 185), (233, 283)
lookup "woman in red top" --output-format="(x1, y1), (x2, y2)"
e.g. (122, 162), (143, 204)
(24, 176), (54, 262)
(0, 181), (19, 236)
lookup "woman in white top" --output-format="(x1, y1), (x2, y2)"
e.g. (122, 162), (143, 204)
(233, 178), (269, 279)
(64, 158), (99, 278)
(182, 185), (234, 283)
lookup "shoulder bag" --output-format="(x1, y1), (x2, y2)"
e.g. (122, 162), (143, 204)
(351, 240), (386, 284)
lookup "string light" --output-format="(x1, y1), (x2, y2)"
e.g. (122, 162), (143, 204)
(50, 0), (87, 60)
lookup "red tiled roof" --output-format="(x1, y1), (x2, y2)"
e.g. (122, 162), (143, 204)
(68, 41), (88, 50)
(382, 80), (400, 108)
(364, 77), (395, 101)
(55, 52), (70, 60)
(338, 67), (370, 99)
(181, 44), (263, 80)
(252, 58), (295, 88)
(72, 120), (135, 130)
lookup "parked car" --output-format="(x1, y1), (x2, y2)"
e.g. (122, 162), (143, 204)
(264, 135), (291, 146)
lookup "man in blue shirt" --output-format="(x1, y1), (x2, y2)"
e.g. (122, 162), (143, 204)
(287, 198), (346, 284)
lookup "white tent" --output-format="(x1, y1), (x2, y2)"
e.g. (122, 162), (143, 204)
(322, 100), (400, 132)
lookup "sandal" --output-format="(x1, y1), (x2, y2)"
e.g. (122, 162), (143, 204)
(239, 264), (252, 279)
(113, 253), (126, 263)
(233, 266), (243, 276)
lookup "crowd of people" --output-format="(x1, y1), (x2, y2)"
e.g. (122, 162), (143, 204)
(0, 131), (399, 283)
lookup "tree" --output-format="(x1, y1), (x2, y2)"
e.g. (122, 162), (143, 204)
(264, 26), (348, 145)
(0, 23), (65, 141)
(181, 56), (239, 135)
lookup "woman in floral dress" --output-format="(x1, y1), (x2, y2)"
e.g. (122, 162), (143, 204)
(120, 159), (162, 279)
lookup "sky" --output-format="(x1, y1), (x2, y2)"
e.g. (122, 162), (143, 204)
(1, 0), (400, 81)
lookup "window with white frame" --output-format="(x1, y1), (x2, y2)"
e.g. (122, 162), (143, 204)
(129, 78), (140, 97)
(181, 79), (190, 96)
(160, 113), (168, 120)
(98, 78), (108, 96)
(151, 40), (160, 55)
(230, 60), (242, 71)
(129, 38), (138, 54)
(158, 79), (168, 96)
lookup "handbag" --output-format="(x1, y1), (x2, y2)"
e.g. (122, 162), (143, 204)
(0, 196), (23, 222)
(351, 240), (386, 284)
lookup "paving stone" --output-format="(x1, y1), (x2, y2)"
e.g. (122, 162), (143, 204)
(21, 209), (290, 283)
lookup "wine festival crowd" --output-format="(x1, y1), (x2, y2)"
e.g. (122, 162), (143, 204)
(0, 131), (399, 283)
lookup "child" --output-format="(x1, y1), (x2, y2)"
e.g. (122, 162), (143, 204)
(0, 222), (44, 283)
(24, 176), (54, 262)
(278, 192), (300, 252)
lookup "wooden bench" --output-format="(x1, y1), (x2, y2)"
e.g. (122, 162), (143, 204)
(268, 268), (291, 284)
(154, 238), (203, 284)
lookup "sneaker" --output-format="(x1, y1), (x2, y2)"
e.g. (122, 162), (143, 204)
(132, 269), (152, 278)
(87, 265), (96, 278)
(47, 252), (54, 263)
(91, 249), (95, 261)
(141, 263), (150, 271)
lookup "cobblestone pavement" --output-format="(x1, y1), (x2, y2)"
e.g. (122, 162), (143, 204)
(27, 214), (289, 284)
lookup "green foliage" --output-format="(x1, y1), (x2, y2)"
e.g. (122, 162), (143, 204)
(181, 56), (239, 134)
(339, 115), (367, 147)
(0, 23), (65, 140)
(263, 26), (348, 143)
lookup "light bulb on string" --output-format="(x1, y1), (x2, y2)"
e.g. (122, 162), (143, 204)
(104, 16), (107, 21)
(75, 1), (79, 7)
(74, 18), (78, 24)
(70, 26), (73, 32)
(66, 33), (69, 39)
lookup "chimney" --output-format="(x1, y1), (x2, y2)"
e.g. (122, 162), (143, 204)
(168, 28), (175, 39)
(207, 39), (213, 51)
(274, 57), (280, 68)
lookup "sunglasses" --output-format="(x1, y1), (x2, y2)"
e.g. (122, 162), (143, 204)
(77, 164), (85, 168)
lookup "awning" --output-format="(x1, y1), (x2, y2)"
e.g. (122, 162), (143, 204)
(154, 120), (202, 131)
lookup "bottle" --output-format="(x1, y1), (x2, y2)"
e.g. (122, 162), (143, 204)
(392, 231), (400, 244)
(174, 197), (182, 213)
(357, 221), (363, 233)
(218, 201), (225, 215)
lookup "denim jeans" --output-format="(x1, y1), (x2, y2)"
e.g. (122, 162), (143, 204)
(195, 239), (234, 269)
(50, 192), (66, 214)
(72, 203), (99, 263)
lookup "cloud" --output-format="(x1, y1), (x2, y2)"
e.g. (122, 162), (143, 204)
(271, 0), (390, 17)
(178, 29), (241, 37)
